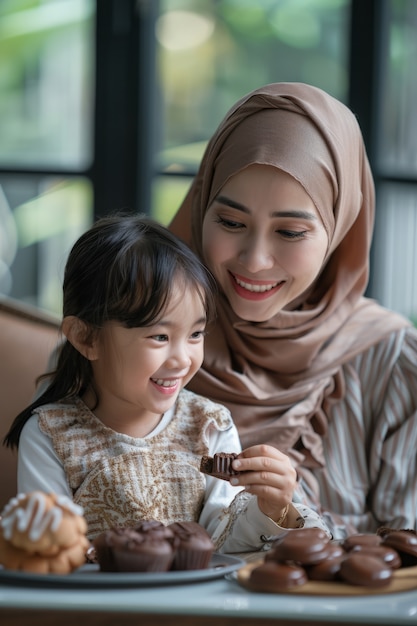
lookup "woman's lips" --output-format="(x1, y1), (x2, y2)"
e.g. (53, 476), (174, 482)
(229, 272), (284, 300)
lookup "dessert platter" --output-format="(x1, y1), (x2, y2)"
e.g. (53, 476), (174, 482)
(0, 553), (245, 588)
(0, 491), (244, 588)
(234, 527), (417, 596)
(3, 486), (417, 596)
(236, 560), (417, 596)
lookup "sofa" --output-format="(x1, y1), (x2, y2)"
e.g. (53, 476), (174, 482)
(0, 297), (60, 510)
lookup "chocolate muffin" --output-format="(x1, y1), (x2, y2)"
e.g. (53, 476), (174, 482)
(168, 521), (214, 570)
(93, 525), (174, 572)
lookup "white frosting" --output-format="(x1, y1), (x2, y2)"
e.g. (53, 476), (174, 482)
(0, 492), (84, 541)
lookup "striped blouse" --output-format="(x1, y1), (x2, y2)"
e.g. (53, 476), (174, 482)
(305, 326), (417, 540)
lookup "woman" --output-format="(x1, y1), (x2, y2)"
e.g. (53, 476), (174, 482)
(170, 82), (417, 539)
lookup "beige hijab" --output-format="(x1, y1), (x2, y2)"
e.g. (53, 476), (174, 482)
(170, 83), (409, 468)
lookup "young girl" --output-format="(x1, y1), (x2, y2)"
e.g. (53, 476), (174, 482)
(4, 214), (329, 552)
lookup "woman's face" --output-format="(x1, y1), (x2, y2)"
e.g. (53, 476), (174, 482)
(202, 165), (329, 322)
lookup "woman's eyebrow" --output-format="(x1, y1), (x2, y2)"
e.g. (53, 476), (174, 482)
(216, 195), (250, 213)
(215, 195), (318, 221)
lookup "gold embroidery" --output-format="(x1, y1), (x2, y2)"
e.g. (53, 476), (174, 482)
(37, 390), (233, 540)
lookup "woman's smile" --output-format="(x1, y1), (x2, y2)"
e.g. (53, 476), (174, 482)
(203, 165), (328, 322)
(230, 271), (285, 300)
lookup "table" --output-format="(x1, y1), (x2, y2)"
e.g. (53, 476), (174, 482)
(1, 573), (417, 626)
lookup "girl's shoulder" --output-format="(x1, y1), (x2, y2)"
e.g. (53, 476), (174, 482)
(176, 388), (234, 430)
(33, 396), (85, 419)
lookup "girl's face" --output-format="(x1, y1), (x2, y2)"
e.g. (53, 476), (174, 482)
(89, 281), (206, 433)
(202, 164), (329, 322)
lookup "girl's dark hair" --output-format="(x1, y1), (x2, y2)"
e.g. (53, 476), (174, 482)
(4, 213), (216, 449)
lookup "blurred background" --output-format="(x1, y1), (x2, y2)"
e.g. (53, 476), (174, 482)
(0, 0), (416, 322)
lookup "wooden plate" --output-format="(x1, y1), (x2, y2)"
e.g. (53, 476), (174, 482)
(236, 559), (417, 596)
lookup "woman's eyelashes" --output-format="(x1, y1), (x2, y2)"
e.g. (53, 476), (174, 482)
(278, 229), (308, 240)
(215, 215), (308, 240)
(214, 215), (244, 230)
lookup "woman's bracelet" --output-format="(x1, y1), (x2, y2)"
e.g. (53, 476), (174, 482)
(276, 504), (289, 526)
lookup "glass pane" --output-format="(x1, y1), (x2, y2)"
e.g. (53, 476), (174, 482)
(152, 175), (193, 226)
(154, 0), (351, 222)
(377, 0), (417, 175)
(371, 183), (417, 322)
(0, 0), (95, 170)
(0, 175), (93, 315)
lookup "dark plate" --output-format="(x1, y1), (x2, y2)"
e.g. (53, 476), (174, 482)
(0, 553), (245, 588)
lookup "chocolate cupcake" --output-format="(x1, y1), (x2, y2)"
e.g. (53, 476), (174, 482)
(168, 521), (214, 570)
(93, 525), (174, 573)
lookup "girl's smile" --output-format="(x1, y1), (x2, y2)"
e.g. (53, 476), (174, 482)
(85, 284), (207, 436)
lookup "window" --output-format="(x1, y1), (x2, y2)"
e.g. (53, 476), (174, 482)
(1, 0), (417, 322)
(0, 0), (95, 314)
(153, 0), (350, 225)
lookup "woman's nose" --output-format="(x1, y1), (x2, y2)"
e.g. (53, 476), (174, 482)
(238, 238), (275, 272)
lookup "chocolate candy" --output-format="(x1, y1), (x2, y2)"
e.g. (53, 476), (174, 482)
(339, 553), (392, 588)
(306, 542), (347, 581)
(306, 555), (346, 581)
(381, 530), (417, 567)
(200, 452), (239, 480)
(350, 544), (401, 569)
(267, 528), (332, 566)
(343, 533), (382, 551)
(249, 561), (308, 591)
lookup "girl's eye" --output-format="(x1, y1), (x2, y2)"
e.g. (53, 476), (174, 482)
(278, 230), (308, 240)
(151, 334), (168, 342)
(191, 330), (206, 340)
(215, 216), (244, 230)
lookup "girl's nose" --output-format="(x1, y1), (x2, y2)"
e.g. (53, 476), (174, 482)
(166, 345), (192, 370)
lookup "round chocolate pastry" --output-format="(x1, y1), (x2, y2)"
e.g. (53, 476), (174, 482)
(324, 542), (346, 559)
(306, 555), (346, 582)
(377, 526), (417, 538)
(305, 543), (347, 582)
(249, 561), (308, 592)
(339, 553), (392, 588)
(381, 530), (417, 567)
(267, 528), (331, 566)
(343, 533), (382, 551)
(350, 544), (401, 569)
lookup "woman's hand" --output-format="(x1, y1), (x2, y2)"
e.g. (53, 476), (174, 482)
(230, 444), (297, 523)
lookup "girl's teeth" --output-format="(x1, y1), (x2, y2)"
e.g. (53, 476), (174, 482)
(152, 379), (177, 387)
(235, 277), (279, 292)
